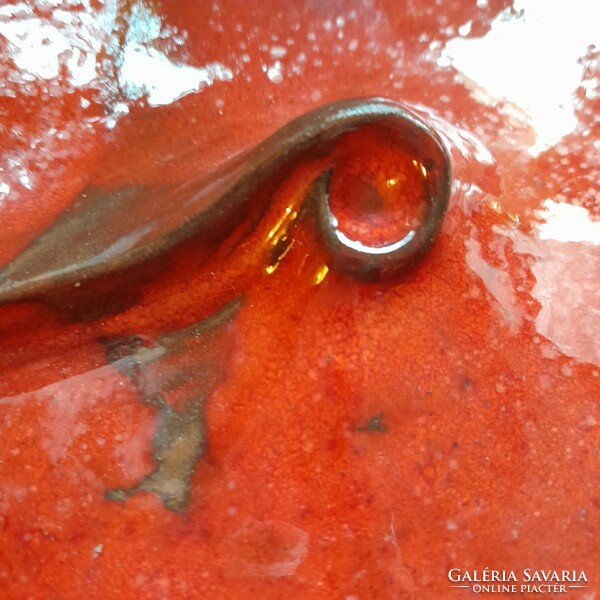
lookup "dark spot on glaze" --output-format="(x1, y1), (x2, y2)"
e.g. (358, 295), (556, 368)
(460, 374), (472, 392)
(356, 412), (387, 433)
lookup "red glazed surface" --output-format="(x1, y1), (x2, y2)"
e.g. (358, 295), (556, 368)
(0, 1), (598, 598)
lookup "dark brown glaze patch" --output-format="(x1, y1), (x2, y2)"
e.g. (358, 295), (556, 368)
(104, 298), (241, 512)
(0, 98), (451, 303)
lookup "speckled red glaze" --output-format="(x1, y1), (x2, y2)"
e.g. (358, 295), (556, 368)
(0, 1), (598, 599)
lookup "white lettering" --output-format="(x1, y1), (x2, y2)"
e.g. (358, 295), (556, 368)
(520, 584), (567, 593)
(448, 569), (461, 583)
(479, 584), (517, 593)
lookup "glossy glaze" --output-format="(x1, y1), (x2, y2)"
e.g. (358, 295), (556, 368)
(0, 1), (598, 599)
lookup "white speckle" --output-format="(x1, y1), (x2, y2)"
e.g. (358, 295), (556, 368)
(0, 182), (10, 197)
(227, 505), (238, 516)
(495, 382), (506, 393)
(458, 20), (472, 36)
(92, 543), (103, 558)
(436, 54), (453, 68)
(19, 172), (32, 190)
(582, 415), (597, 428)
(336, 16), (345, 28)
(323, 19), (333, 31)
(266, 61), (283, 84)
(561, 363), (573, 377)
(270, 45), (287, 58)
(581, 76), (600, 100)
(429, 40), (442, 53)
(348, 39), (358, 52)
(104, 102), (130, 129)
(446, 520), (458, 531)
(311, 90), (322, 102)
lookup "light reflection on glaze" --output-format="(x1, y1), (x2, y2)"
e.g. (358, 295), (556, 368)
(496, 205), (600, 366)
(442, 0), (599, 154)
(0, 0), (229, 115)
